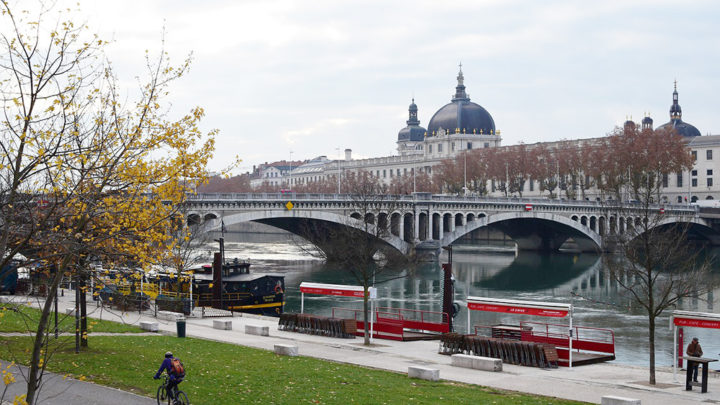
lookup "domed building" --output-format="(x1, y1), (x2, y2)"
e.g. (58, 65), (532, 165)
(396, 99), (427, 156)
(427, 67), (496, 136)
(397, 67), (502, 157)
(656, 82), (701, 137)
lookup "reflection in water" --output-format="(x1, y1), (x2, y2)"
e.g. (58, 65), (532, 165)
(211, 232), (720, 367)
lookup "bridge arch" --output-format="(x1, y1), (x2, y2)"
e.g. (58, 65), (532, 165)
(625, 216), (715, 242)
(204, 210), (412, 255)
(441, 211), (603, 252)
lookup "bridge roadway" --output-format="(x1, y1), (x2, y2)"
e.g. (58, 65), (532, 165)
(185, 193), (714, 258)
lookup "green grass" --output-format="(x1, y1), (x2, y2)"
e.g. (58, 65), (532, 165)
(0, 334), (587, 405)
(0, 303), (142, 333)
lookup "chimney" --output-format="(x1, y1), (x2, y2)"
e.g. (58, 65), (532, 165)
(344, 149), (352, 161)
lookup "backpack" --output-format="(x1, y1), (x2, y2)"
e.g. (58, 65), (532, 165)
(170, 358), (185, 377)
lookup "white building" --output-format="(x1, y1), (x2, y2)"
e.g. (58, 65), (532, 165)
(261, 71), (719, 203)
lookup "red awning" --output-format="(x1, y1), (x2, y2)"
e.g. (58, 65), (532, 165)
(299, 282), (369, 298)
(466, 297), (571, 318)
(672, 310), (720, 329)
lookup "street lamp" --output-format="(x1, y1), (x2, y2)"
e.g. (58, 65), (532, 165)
(336, 147), (341, 194)
(288, 150), (293, 189)
(463, 151), (467, 196)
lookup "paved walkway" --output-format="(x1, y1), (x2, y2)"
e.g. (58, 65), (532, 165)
(0, 362), (155, 405)
(6, 292), (720, 404)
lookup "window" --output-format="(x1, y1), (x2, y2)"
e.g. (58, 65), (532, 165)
(389, 170), (393, 177)
(692, 178), (698, 187)
(404, 168), (407, 175)
(484, 142), (489, 148)
(692, 151), (697, 160)
(662, 173), (668, 188)
(708, 178), (714, 187)
(383, 170), (386, 178)
(438, 144), (443, 153)
(677, 196), (683, 203)
(677, 173), (683, 187)
(467, 142), (472, 150)
(451, 142), (455, 151)
(692, 170), (697, 176)
(429, 145), (433, 153)
(529, 179), (534, 191)
(708, 169), (713, 176)
(708, 150), (713, 160)
(397, 169), (400, 176)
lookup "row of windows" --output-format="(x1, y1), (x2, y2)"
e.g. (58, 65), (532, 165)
(692, 150), (714, 160)
(426, 141), (491, 154)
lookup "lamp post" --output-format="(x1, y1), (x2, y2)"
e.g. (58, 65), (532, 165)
(413, 165), (416, 193)
(463, 151), (467, 196)
(336, 147), (341, 194)
(288, 150), (293, 189)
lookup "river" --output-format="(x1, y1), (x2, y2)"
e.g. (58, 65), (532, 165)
(213, 231), (720, 367)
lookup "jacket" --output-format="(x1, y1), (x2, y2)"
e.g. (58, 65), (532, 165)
(686, 341), (703, 357)
(154, 357), (184, 382)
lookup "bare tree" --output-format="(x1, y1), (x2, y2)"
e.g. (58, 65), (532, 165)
(297, 170), (406, 345)
(601, 124), (706, 385)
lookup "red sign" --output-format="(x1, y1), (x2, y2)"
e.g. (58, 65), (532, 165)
(467, 302), (568, 318)
(525, 204), (532, 211)
(300, 286), (366, 298)
(674, 317), (720, 329)
(36, 199), (50, 209)
(659, 207), (665, 214)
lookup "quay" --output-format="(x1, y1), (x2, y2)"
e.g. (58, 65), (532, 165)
(17, 291), (720, 405)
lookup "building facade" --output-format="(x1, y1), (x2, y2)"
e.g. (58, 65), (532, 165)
(255, 70), (719, 203)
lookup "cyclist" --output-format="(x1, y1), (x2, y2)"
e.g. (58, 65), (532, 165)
(153, 351), (184, 404)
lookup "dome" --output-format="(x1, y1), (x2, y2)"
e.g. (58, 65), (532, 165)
(427, 68), (495, 136)
(657, 120), (701, 137)
(658, 82), (701, 137)
(397, 98), (427, 142)
(397, 126), (426, 142)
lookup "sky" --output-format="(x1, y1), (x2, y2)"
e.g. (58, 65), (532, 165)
(49, 0), (720, 173)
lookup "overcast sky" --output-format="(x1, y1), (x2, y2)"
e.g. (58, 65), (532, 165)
(64, 0), (720, 172)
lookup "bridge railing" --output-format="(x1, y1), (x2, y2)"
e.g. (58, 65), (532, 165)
(187, 192), (697, 213)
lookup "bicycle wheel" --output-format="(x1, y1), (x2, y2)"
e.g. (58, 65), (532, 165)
(175, 390), (189, 405)
(156, 385), (168, 404)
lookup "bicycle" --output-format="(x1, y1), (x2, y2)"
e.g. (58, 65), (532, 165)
(156, 374), (189, 405)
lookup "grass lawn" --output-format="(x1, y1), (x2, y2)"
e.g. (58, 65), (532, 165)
(0, 334), (587, 405)
(0, 302), (142, 333)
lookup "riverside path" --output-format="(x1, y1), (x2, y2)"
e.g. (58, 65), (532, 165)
(12, 290), (720, 405)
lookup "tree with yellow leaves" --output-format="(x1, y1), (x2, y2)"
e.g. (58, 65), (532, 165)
(0, 2), (219, 403)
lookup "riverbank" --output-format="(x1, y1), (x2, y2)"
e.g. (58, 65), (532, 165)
(6, 293), (720, 404)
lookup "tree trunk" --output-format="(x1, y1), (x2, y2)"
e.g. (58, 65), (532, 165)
(649, 314), (656, 385)
(26, 272), (62, 404)
(80, 274), (88, 347)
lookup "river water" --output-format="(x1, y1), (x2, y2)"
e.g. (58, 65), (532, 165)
(214, 231), (720, 367)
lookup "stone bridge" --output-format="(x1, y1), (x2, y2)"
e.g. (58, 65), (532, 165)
(185, 193), (716, 259)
